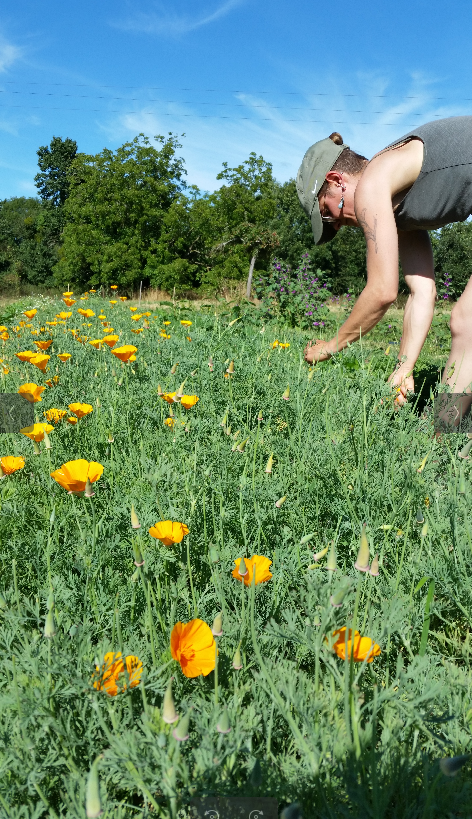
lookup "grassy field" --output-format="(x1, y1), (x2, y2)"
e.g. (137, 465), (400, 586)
(0, 291), (471, 818)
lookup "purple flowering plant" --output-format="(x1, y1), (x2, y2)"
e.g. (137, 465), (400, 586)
(255, 254), (333, 330)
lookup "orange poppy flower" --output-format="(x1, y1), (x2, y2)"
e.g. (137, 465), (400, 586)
(57, 353), (71, 362)
(98, 314), (106, 319)
(149, 520), (189, 546)
(129, 354), (136, 362)
(180, 395), (199, 409)
(89, 340), (102, 349)
(102, 335), (119, 348)
(20, 423), (54, 442)
(131, 314), (143, 321)
(170, 619), (216, 678)
(77, 308), (86, 317)
(93, 652), (142, 695)
(63, 298), (76, 307)
(109, 300), (117, 306)
(34, 340), (52, 351)
(66, 416), (78, 425)
(45, 376), (60, 387)
(0, 325), (8, 332)
(1, 365), (9, 375)
(110, 285), (118, 290)
(18, 383), (45, 403)
(120, 296), (127, 301)
(29, 353), (50, 373)
(130, 307), (137, 312)
(44, 408), (68, 424)
(50, 459), (104, 493)
(160, 331), (171, 339)
(0, 456), (25, 476)
(57, 312), (72, 319)
(232, 555), (273, 586)
(331, 628), (381, 663)
(68, 402), (93, 419)
(0, 332), (9, 341)
(63, 291), (73, 296)
(23, 309), (37, 319)
(111, 345), (137, 362)
(131, 328), (144, 334)
(180, 320), (192, 326)
(161, 392), (176, 404)
(16, 351), (36, 362)
(164, 418), (175, 428)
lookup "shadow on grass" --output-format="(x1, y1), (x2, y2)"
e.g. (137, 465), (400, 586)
(413, 363), (443, 417)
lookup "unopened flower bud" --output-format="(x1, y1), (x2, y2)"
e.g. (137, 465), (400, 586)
(220, 409), (228, 428)
(236, 437), (249, 453)
(216, 707), (231, 734)
(282, 386), (290, 401)
(354, 523), (370, 572)
(212, 611), (223, 637)
(162, 678), (179, 724)
(107, 431), (114, 443)
(44, 605), (55, 639)
(421, 521), (429, 538)
(226, 361), (234, 374)
(459, 439), (472, 460)
(326, 540), (337, 572)
(459, 467), (466, 495)
(170, 362), (179, 374)
(369, 554), (379, 576)
(237, 557), (248, 577)
(84, 478), (95, 498)
(265, 453), (274, 473)
(33, 441), (41, 456)
(86, 756), (103, 818)
(157, 383), (163, 396)
(257, 410), (263, 422)
(275, 495), (286, 508)
(300, 532), (315, 545)
(43, 430), (51, 450)
(330, 582), (352, 608)
(209, 546), (219, 563)
(95, 397), (101, 408)
(172, 709), (191, 741)
(313, 544), (329, 562)
(133, 542), (144, 567)
(208, 356), (214, 372)
(416, 508), (424, 524)
(232, 645), (243, 670)
(131, 504), (141, 529)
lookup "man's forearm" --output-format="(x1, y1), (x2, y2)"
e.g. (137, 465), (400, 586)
(326, 286), (392, 353)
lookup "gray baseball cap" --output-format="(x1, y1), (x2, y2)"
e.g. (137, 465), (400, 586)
(296, 136), (349, 245)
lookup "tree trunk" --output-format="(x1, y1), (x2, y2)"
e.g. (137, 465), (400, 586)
(246, 253), (257, 300)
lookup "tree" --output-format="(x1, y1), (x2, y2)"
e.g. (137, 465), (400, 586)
(35, 137), (78, 207)
(431, 222), (472, 300)
(55, 134), (187, 289)
(0, 197), (59, 289)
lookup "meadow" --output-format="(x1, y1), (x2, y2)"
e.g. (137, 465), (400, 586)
(0, 290), (471, 818)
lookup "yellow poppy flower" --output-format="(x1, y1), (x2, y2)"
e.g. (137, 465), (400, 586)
(18, 383), (45, 403)
(111, 345), (137, 362)
(120, 296), (127, 301)
(63, 298), (76, 307)
(57, 353), (72, 362)
(45, 376), (60, 387)
(63, 291), (73, 296)
(23, 309), (37, 319)
(164, 417), (175, 428)
(15, 351), (35, 362)
(0, 332), (9, 341)
(160, 332), (171, 339)
(170, 619), (216, 678)
(149, 520), (189, 546)
(109, 300), (117, 306)
(102, 335), (119, 348)
(66, 416), (78, 425)
(180, 320), (192, 326)
(93, 652), (142, 695)
(232, 555), (273, 586)
(50, 459), (103, 493)
(110, 285), (118, 290)
(68, 403), (93, 419)
(163, 321), (171, 325)
(20, 423), (54, 442)
(98, 314), (106, 320)
(161, 392), (177, 404)
(29, 353), (50, 373)
(0, 456), (25, 476)
(130, 307), (137, 312)
(89, 340), (102, 349)
(180, 395), (199, 409)
(44, 409), (68, 424)
(331, 627), (381, 663)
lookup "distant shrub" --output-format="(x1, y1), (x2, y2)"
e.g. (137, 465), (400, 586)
(255, 254), (333, 329)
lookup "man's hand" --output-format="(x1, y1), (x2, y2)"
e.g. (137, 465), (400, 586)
(387, 366), (414, 408)
(304, 339), (333, 364)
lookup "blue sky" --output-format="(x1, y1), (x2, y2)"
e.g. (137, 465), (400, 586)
(1, 0), (472, 199)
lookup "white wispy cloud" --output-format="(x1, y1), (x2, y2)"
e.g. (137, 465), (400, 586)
(0, 36), (23, 72)
(113, 0), (244, 36)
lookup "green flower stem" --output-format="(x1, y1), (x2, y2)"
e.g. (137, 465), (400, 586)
(187, 534), (198, 617)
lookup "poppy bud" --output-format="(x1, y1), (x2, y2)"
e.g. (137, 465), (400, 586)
(162, 678), (179, 724)
(172, 709), (191, 742)
(226, 361), (234, 374)
(421, 521), (429, 538)
(369, 554), (379, 576)
(282, 386), (290, 401)
(170, 362), (179, 374)
(86, 757), (103, 818)
(0, 462), (4, 479)
(43, 429), (51, 450)
(439, 755), (470, 777)
(236, 437), (249, 453)
(84, 478), (95, 498)
(354, 523), (370, 572)
(330, 580), (352, 608)
(33, 441), (41, 456)
(275, 495), (286, 508)
(265, 453), (274, 473)
(208, 356), (214, 371)
(157, 383), (163, 396)
(44, 605), (55, 639)
(133, 542), (144, 567)
(300, 532), (315, 545)
(111, 369), (116, 377)
(459, 439), (472, 459)
(107, 431), (114, 443)
(220, 410), (229, 428)
(257, 410), (263, 422)
(225, 425), (232, 436)
(459, 467), (466, 495)
(209, 546), (219, 563)
(232, 645), (243, 669)
(212, 611), (223, 637)
(131, 504), (141, 529)
(238, 557), (248, 576)
(416, 508), (424, 524)
(313, 544), (329, 562)
(216, 707), (231, 734)
(326, 540), (337, 572)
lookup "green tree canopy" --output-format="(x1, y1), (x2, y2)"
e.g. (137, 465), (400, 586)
(55, 134), (187, 289)
(35, 136), (78, 207)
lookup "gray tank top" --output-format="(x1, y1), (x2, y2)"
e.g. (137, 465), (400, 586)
(384, 116), (472, 230)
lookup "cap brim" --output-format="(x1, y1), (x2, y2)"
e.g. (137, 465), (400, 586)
(310, 201), (338, 245)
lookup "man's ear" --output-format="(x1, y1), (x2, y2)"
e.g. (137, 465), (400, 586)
(325, 171), (344, 186)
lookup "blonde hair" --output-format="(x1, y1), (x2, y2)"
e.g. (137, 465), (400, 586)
(317, 132), (368, 200)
